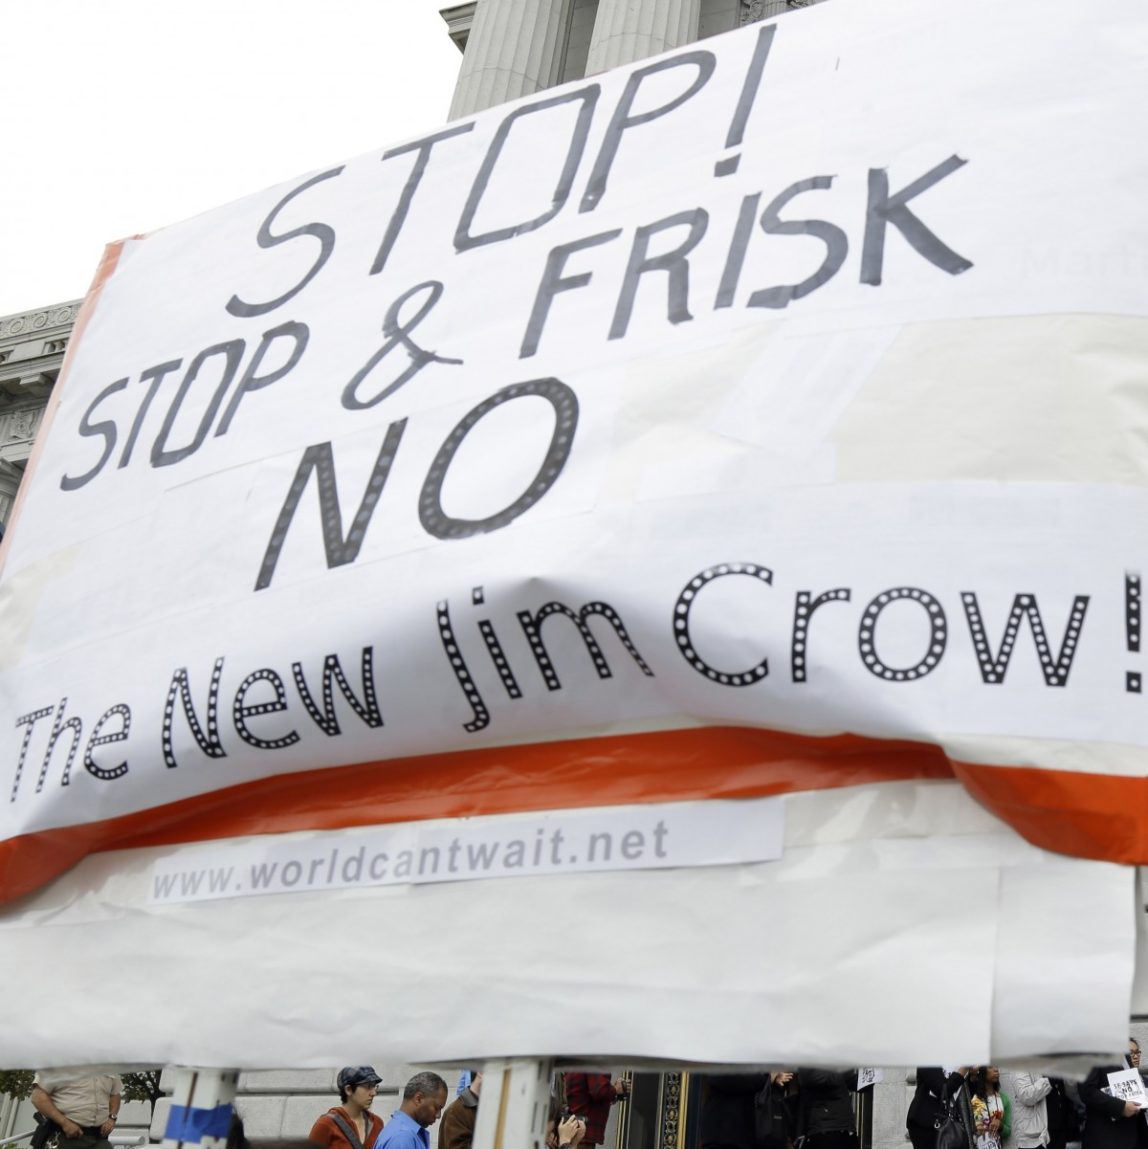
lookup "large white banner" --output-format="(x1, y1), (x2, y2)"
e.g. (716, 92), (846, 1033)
(0, 0), (1146, 1064)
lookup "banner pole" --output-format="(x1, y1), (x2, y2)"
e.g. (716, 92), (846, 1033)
(161, 1068), (239, 1149)
(472, 1059), (554, 1149)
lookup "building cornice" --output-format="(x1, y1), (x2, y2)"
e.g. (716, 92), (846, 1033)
(0, 301), (82, 342)
(439, 2), (476, 52)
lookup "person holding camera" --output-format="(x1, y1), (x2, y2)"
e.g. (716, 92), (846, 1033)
(31, 1071), (122, 1149)
(563, 1075), (629, 1149)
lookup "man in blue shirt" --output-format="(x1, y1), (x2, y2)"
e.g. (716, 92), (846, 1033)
(378, 1072), (450, 1149)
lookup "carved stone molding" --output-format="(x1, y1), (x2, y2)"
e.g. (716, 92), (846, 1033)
(740, 0), (806, 21)
(0, 403), (46, 450)
(0, 301), (81, 339)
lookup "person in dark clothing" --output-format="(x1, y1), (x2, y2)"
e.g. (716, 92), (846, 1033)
(1079, 1045), (1146, 1149)
(908, 1069), (950, 1149)
(699, 1075), (767, 1149)
(759, 1074), (797, 1149)
(1045, 1079), (1080, 1149)
(796, 1070), (858, 1149)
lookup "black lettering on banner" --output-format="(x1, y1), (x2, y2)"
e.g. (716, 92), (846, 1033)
(215, 320), (310, 436)
(516, 601), (655, 691)
(472, 585), (523, 699)
(858, 587), (947, 681)
(120, 360), (183, 468)
(291, 648), (384, 736)
(10, 706), (52, 801)
(747, 177), (849, 308)
(1125, 572), (1141, 693)
(581, 51), (717, 213)
(59, 378), (129, 491)
(455, 86), (600, 252)
(226, 167), (345, 318)
(38, 699), (82, 790)
(150, 341), (246, 468)
(419, 378), (579, 539)
(609, 208), (709, 340)
(437, 599), (490, 733)
(673, 563), (773, 685)
(232, 669), (301, 750)
(714, 24), (777, 177)
(254, 419), (408, 591)
(713, 193), (761, 309)
(342, 282), (463, 410)
(163, 659), (228, 769)
(791, 588), (852, 683)
(84, 704), (131, 781)
(860, 155), (973, 286)
(519, 230), (622, 359)
(370, 123), (476, 276)
(961, 592), (1089, 686)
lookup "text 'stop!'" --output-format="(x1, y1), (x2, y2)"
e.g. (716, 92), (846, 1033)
(1, 0), (1147, 903)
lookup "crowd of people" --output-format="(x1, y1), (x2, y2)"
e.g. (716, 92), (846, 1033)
(904, 1044), (1147, 1149)
(696, 1045), (1147, 1149)
(305, 1068), (624, 1149)
(20, 1046), (1146, 1149)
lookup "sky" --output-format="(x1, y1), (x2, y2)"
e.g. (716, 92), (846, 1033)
(0, 0), (462, 318)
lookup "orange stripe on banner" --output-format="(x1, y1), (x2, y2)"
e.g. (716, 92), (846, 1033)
(0, 727), (1143, 905)
(0, 727), (951, 904)
(953, 760), (1148, 865)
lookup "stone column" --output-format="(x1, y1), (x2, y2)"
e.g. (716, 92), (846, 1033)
(449, 0), (574, 120)
(585, 0), (702, 75)
(0, 461), (25, 531)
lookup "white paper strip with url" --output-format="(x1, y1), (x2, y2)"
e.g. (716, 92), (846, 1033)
(147, 795), (786, 904)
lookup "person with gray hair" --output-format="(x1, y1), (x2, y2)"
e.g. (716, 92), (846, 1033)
(377, 1073), (450, 1149)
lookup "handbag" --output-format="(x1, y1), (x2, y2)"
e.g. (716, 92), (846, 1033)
(754, 1081), (792, 1149)
(935, 1112), (966, 1149)
(935, 1078), (973, 1149)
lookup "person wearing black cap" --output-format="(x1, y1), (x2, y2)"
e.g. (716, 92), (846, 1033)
(310, 1067), (386, 1149)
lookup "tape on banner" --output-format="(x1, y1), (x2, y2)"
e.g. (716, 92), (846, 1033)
(164, 1103), (233, 1142)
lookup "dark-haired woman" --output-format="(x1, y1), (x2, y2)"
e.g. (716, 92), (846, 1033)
(310, 1067), (385, 1149)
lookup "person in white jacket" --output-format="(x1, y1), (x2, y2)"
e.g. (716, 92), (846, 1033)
(1011, 1074), (1052, 1149)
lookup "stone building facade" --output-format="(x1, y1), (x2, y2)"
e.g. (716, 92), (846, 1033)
(441, 0), (820, 118)
(0, 301), (79, 534)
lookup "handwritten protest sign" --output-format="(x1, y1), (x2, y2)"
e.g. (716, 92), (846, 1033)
(1, 0), (1147, 907)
